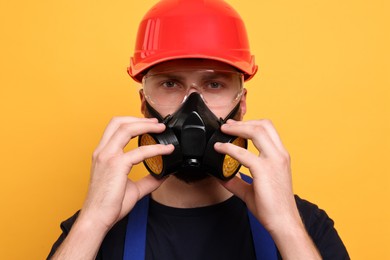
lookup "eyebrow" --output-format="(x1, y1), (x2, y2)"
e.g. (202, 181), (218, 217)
(201, 72), (236, 81)
(148, 72), (186, 81)
(147, 71), (239, 82)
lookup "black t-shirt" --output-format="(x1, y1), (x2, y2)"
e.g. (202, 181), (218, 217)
(145, 196), (256, 260)
(48, 195), (350, 259)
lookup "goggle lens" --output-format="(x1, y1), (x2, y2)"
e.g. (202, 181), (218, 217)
(142, 69), (244, 108)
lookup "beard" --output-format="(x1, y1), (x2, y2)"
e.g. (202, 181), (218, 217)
(173, 168), (211, 183)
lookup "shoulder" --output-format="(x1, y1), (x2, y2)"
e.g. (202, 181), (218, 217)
(294, 195), (328, 228)
(60, 210), (80, 232)
(47, 211), (80, 259)
(48, 210), (128, 260)
(294, 195), (338, 238)
(294, 195), (350, 260)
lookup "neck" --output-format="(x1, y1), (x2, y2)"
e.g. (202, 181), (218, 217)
(151, 175), (233, 208)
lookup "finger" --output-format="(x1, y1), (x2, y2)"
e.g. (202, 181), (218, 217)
(241, 119), (287, 154)
(122, 144), (175, 166)
(95, 117), (158, 154)
(214, 142), (260, 170)
(219, 175), (252, 203)
(102, 122), (166, 155)
(221, 122), (279, 157)
(226, 119), (287, 155)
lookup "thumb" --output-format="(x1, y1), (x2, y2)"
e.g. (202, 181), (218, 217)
(135, 174), (166, 199)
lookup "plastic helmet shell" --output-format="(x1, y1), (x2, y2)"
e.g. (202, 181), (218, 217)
(128, 0), (258, 82)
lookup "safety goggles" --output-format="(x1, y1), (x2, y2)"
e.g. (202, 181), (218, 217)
(142, 69), (244, 108)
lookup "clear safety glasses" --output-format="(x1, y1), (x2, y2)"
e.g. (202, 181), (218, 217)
(142, 69), (244, 108)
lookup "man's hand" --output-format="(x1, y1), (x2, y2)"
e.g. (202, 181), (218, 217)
(81, 117), (173, 230)
(52, 117), (174, 259)
(215, 119), (321, 260)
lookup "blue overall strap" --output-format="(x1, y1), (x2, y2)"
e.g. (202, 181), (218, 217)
(123, 195), (149, 260)
(240, 173), (278, 259)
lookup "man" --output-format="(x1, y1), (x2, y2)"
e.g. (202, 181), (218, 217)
(48, 0), (349, 259)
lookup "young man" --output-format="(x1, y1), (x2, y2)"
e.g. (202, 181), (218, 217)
(48, 0), (349, 259)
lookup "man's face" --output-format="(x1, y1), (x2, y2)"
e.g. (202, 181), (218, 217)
(139, 59), (247, 183)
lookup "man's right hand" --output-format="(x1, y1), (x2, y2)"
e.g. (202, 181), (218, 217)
(51, 117), (174, 259)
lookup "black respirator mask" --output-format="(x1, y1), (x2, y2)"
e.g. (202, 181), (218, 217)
(138, 92), (247, 181)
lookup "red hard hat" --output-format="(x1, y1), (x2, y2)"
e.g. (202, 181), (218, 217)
(128, 0), (258, 82)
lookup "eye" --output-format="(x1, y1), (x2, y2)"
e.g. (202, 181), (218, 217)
(161, 80), (178, 88)
(207, 81), (223, 89)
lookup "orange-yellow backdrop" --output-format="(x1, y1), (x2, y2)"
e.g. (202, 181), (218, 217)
(0, 0), (388, 259)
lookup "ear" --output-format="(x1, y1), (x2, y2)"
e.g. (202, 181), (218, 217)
(238, 88), (247, 119)
(139, 89), (146, 116)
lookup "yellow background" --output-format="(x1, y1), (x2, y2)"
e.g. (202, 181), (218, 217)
(0, 0), (388, 259)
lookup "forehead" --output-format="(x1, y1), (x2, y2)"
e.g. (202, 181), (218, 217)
(147, 59), (238, 75)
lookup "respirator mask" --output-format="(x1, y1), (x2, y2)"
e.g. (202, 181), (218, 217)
(138, 90), (247, 181)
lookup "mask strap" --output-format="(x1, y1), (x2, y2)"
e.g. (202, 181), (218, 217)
(145, 101), (167, 122)
(220, 101), (241, 123)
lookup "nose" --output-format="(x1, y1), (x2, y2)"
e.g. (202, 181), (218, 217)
(187, 84), (202, 95)
(184, 84), (208, 104)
